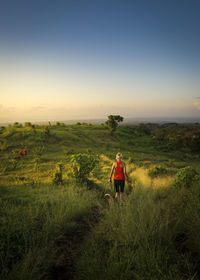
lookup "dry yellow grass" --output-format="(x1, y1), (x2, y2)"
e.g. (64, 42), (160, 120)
(130, 167), (172, 188)
(152, 176), (173, 188)
(131, 167), (151, 187)
(100, 154), (113, 165)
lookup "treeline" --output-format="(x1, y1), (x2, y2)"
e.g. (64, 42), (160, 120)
(128, 123), (200, 153)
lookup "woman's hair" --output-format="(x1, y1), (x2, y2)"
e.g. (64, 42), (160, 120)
(116, 152), (123, 160)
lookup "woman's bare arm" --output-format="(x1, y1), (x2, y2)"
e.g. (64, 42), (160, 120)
(109, 162), (116, 182)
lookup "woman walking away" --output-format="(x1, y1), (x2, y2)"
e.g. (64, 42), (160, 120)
(109, 152), (130, 200)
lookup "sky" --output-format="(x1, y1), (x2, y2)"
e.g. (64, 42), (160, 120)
(0, 0), (200, 122)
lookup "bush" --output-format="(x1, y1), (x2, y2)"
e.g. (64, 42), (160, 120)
(190, 134), (200, 153)
(174, 166), (200, 188)
(24, 122), (30, 127)
(69, 152), (99, 183)
(13, 122), (23, 128)
(43, 126), (50, 138)
(3, 125), (16, 138)
(33, 146), (45, 172)
(0, 139), (8, 151)
(0, 126), (5, 133)
(52, 162), (64, 185)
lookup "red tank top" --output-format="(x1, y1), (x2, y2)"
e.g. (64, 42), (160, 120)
(114, 161), (125, 180)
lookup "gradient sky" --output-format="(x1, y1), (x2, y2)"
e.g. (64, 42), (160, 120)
(0, 0), (200, 122)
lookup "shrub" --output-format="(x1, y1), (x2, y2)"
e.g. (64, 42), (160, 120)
(33, 146), (45, 172)
(10, 150), (20, 169)
(69, 152), (99, 183)
(52, 162), (64, 185)
(174, 166), (200, 188)
(190, 134), (200, 153)
(24, 122), (30, 127)
(43, 126), (50, 138)
(0, 126), (5, 133)
(0, 139), (8, 151)
(13, 122), (23, 128)
(0, 150), (20, 174)
(3, 125), (16, 138)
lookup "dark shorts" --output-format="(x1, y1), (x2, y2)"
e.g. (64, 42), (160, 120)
(114, 179), (125, 193)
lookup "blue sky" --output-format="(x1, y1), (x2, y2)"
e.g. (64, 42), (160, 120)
(0, 0), (200, 122)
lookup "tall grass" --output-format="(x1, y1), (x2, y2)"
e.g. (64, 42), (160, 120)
(76, 183), (200, 280)
(1, 124), (200, 279)
(0, 183), (99, 280)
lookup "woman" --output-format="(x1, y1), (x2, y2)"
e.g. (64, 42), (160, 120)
(109, 152), (130, 200)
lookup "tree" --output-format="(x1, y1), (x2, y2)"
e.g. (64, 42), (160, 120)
(106, 115), (123, 135)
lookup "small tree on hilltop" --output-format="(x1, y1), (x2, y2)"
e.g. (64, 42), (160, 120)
(106, 115), (123, 135)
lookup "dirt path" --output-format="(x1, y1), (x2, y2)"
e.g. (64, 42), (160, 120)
(48, 205), (104, 280)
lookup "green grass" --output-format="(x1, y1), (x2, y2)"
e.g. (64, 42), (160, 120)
(76, 183), (200, 280)
(0, 183), (100, 280)
(1, 124), (199, 175)
(0, 123), (200, 279)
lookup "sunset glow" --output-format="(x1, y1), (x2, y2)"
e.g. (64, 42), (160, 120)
(0, 0), (200, 122)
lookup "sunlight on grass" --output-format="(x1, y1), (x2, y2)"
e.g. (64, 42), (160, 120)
(131, 167), (152, 187)
(100, 154), (113, 165)
(152, 176), (173, 188)
(76, 183), (200, 280)
(1, 124), (200, 280)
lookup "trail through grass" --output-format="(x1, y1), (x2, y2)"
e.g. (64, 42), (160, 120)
(0, 183), (102, 280)
(76, 182), (200, 280)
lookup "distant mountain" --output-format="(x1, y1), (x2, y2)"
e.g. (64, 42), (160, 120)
(0, 116), (199, 126)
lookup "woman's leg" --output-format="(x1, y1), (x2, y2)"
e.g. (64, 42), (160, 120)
(114, 179), (120, 200)
(119, 180), (125, 199)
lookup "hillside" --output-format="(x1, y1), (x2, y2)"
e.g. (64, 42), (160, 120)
(0, 123), (200, 280)
(1, 122), (200, 185)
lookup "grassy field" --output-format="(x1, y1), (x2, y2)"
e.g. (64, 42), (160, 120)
(0, 123), (200, 279)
